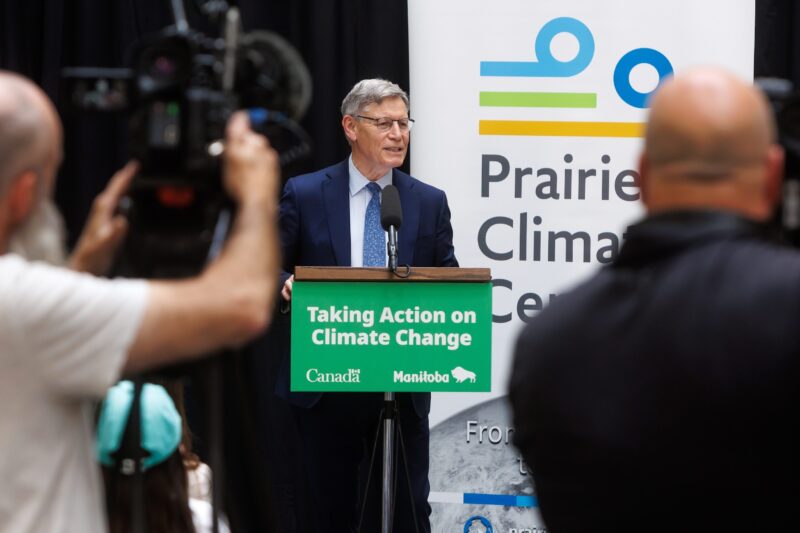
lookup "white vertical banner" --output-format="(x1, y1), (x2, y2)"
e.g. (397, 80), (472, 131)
(408, 1), (754, 531)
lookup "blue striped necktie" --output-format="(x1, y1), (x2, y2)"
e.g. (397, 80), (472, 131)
(362, 182), (385, 267)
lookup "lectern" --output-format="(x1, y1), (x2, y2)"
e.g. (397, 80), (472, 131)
(291, 266), (491, 533)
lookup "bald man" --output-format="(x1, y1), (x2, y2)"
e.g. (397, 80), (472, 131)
(509, 68), (797, 532)
(0, 72), (280, 531)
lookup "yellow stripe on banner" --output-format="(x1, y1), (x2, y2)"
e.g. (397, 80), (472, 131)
(479, 120), (645, 138)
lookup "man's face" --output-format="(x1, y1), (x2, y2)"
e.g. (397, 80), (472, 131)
(347, 96), (409, 178)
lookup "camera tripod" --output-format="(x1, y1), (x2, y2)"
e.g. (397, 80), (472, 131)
(358, 392), (422, 533)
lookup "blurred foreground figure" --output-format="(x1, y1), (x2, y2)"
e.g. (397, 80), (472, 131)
(97, 381), (231, 533)
(510, 67), (798, 532)
(0, 71), (280, 532)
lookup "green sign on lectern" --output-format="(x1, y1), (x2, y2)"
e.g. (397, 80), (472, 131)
(291, 279), (491, 392)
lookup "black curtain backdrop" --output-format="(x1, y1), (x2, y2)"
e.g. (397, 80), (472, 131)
(0, 0), (410, 245)
(755, 0), (800, 81)
(1, 1), (797, 531)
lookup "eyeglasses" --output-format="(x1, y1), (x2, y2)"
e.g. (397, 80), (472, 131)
(355, 115), (415, 132)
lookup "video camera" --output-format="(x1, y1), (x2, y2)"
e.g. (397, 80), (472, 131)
(60, 6), (306, 527)
(757, 77), (800, 247)
(62, 0), (312, 277)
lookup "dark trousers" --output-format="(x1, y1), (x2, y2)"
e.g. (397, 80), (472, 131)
(292, 392), (431, 533)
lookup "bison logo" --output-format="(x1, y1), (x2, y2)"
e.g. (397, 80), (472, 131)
(451, 366), (476, 383)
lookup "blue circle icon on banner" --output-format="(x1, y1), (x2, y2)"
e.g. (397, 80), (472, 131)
(464, 515), (494, 533)
(534, 17), (595, 77)
(614, 47), (674, 108)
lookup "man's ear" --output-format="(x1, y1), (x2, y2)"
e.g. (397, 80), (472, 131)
(7, 170), (39, 225)
(342, 115), (358, 143)
(764, 144), (785, 210)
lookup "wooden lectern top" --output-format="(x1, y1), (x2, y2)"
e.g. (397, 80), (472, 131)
(294, 266), (491, 283)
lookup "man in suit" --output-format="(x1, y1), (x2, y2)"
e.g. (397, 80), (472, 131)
(509, 67), (798, 531)
(277, 78), (457, 532)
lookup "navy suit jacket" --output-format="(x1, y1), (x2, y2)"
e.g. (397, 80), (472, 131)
(276, 159), (459, 416)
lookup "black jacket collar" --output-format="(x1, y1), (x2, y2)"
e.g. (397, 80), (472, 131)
(614, 210), (771, 269)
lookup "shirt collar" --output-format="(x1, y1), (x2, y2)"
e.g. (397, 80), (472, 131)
(348, 155), (393, 196)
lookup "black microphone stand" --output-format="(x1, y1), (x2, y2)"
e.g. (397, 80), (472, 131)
(377, 225), (419, 533)
(381, 225), (397, 533)
(387, 225), (398, 273)
(359, 187), (419, 533)
(382, 226), (398, 532)
(380, 391), (396, 533)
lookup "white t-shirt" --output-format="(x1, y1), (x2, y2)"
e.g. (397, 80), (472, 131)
(187, 461), (213, 503)
(0, 254), (148, 533)
(189, 498), (231, 533)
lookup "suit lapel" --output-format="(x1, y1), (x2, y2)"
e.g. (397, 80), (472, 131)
(323, 160), (351, 266)
(393, 170), (419, 266)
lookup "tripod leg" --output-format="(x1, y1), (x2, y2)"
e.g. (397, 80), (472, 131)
(382, 401), (395, 533)
(357, 407), (386, 533)
(359, 395), (428, 533)
(395, 421), (421, 533)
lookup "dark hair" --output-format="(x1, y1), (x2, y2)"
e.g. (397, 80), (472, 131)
(103, 451), (196, 533)
(152, 378), (201, 470)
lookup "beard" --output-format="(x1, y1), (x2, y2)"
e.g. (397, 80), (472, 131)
(8, 197), (67, 266)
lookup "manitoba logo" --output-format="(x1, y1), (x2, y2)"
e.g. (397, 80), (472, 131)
(392, 368), (478, 384)
(305, 368), (361, 383)
(451, 366), (477, 383)
(393, 370), (450, 383)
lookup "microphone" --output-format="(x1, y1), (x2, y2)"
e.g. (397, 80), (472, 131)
(380, 185), (402, 272)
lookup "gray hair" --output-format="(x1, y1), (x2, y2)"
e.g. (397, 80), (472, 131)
(0, 75), (49, 196)
(340, 79), (409, 116)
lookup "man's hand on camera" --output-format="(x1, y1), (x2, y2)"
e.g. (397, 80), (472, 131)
(281, 274), (294, 302)
(224, 111), (279, 206)
(68, 161), (137, 276)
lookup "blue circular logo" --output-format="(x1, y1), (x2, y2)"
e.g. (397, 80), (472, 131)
(613, 47), (674, 108)
(464, 515), (494, 533)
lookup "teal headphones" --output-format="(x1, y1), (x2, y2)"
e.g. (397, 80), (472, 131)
(96, 381), (182, 473)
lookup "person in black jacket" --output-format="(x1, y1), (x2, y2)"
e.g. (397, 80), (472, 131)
(509, 67), (797, 532)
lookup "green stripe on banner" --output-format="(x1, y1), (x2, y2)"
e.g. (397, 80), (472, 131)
(480, 91), (597, 108)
